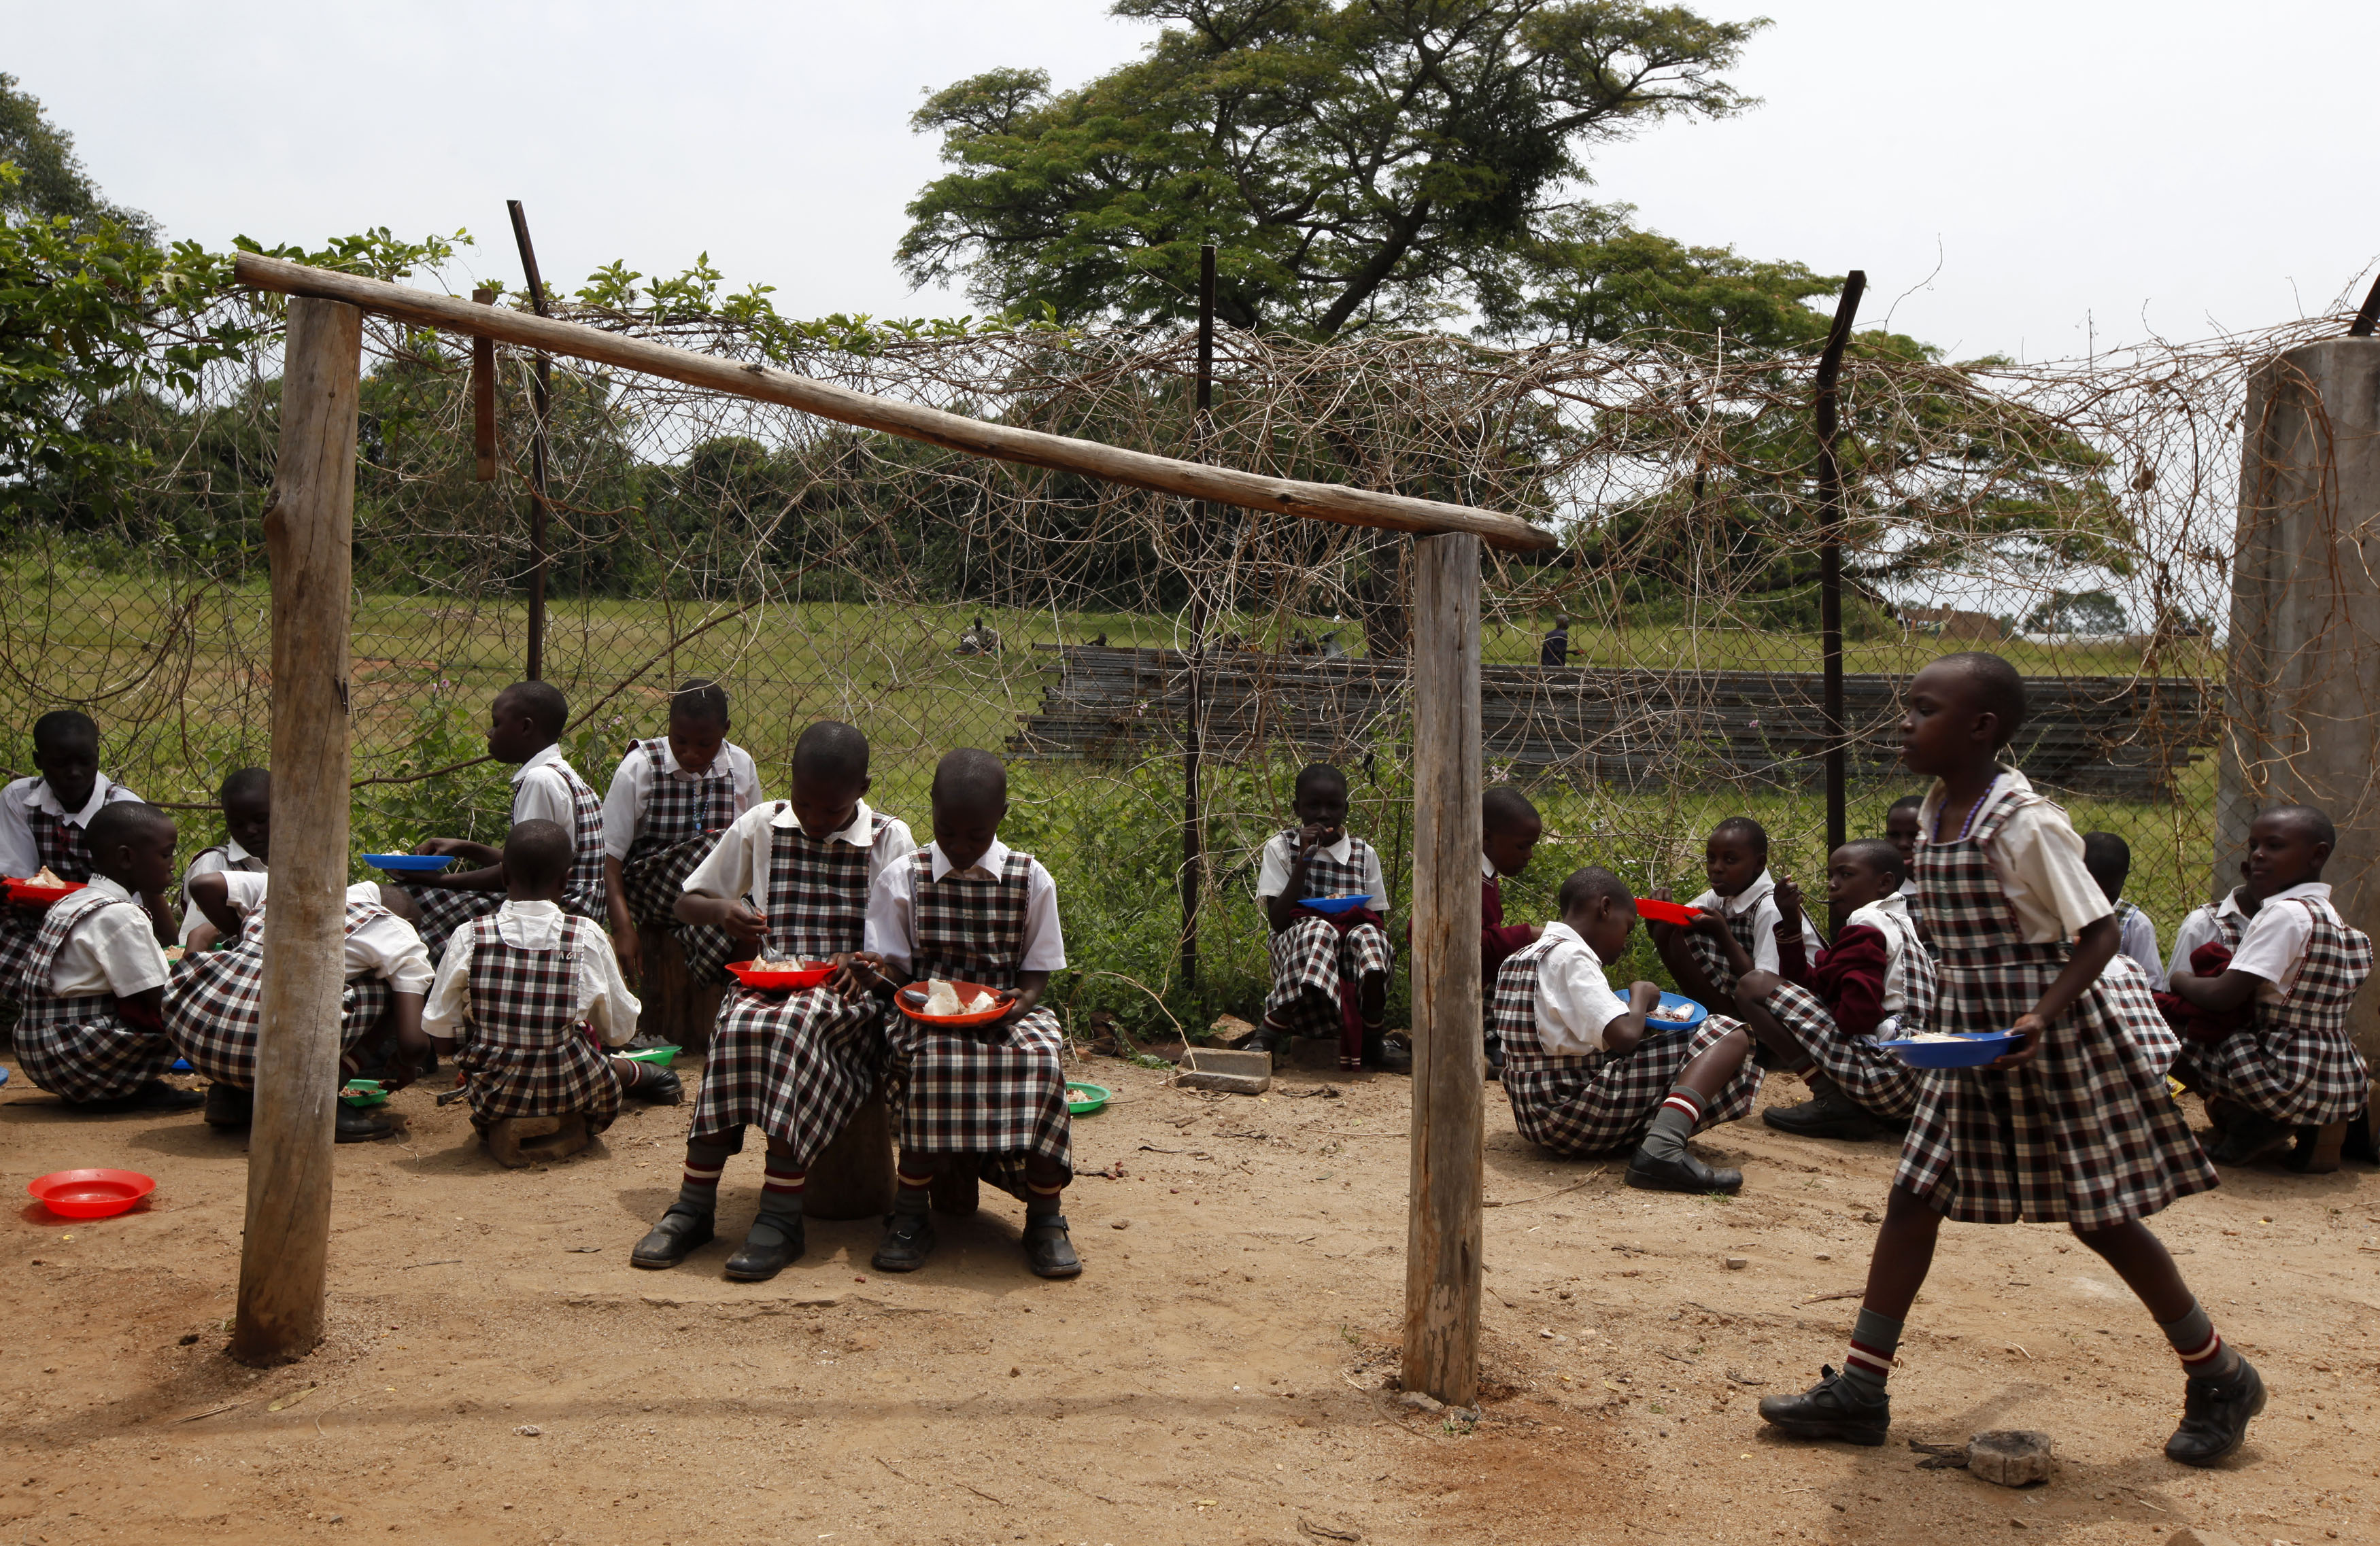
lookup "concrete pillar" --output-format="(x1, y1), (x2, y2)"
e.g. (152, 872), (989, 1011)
(2217, 337), (2380, 1073)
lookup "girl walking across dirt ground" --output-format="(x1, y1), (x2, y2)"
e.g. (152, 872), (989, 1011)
(1758, 651), (2262, 1468)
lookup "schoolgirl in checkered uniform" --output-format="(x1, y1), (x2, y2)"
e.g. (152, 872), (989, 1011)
(1493, 864), (1761, 1192)
(1761, 654), (2258, 1471)
(0, 711), (147, 996)
(1252, 763), (1398, 1069)
(1656, 817), (1823, 1012)
(600, 682), (764, 988)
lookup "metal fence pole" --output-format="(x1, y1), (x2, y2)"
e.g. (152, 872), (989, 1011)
(1814, 271), (1867, 868)
(1180, 243), (1216, 989)
(507, 200), (554, 682)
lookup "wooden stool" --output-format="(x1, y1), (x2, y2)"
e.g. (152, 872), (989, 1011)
(486, 1113), (590, 1168)
(804, 1078), (896, 1221)
(636, 923), (724, 1057)
(2291, 1118), (2351, 1173)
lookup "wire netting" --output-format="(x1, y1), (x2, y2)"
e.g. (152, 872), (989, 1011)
(7, 277), (2356, 1040)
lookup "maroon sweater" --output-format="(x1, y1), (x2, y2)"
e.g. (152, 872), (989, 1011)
(1776, 923), (1892, 1040)
(1482, 875), (1537, 983)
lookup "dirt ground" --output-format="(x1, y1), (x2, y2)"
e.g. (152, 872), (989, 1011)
(3, 1046), (2377, 1546)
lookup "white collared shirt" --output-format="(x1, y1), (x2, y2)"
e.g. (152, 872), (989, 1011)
(214, 871), (436, 995)
(1529, 921), (1633, 1056)
(864, 837), (1066, 975)
(679, 798), (917, 906)
(177, 835), (267, 945)
(508, 744), (590, 832)
(39, 874), (171, 999)
(1480, 851), (1499, 882)
(1686, 869), (1823, 975)
(0, 774), (142, 880)
(1842, 892), (1924, 1015)
(422, 899), (641, 1046)
(1916, 770), (2112, 945)
(1254, 830), (1390, 914)
(2217, 880), (2333, 1003)
(2169, 888), (2255, 984)
(599, 739), (764, 860)
(2115, 899), (2165, 991)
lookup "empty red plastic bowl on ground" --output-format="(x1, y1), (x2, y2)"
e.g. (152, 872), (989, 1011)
(1635, 897), (1699, 927)
(27, 1168), (155, 1219)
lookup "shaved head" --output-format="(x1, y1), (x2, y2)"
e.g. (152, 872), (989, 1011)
(2258, 803), (2336, 851)
(1934, 651), (2027, 746)
(1483, 786), (1540, 835)
(932, 747), (1008, 814)
(502, 819), (575, 891)
(1557, 865), (1633, 914)
(792, 721), (870, 787)
(1839, 837), (1907, 887)
(86, 800), (174, 854)
(497, 680), (570, 739)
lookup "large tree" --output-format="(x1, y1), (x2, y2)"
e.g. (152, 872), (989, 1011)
(900, 0), (1770, 339)
(1, 72), (156, 241)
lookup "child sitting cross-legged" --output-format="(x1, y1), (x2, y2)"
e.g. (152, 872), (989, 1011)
(2166, 804), (2373, 1171)
(630, 721), (917, 1282)
(1494, 865), (1763, 1194)
(866, 749), (1079, 1279)
(1721, 840), (1937, 1141)
(404, 821), (678, 1168)
(2083, 831), (2166, 990)
(600, 678), (763, 991)
(1650, 817), (1823, 1018)
(1, 710), (163, 997)
(8, 801), (201, 1112)
(171, 869), (435, 1142)
(1248, 762), (1402, 1072)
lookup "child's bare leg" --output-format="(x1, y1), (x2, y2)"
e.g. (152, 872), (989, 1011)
(2073, 1217), (2263, 1464)
(1021, 1153), (1081, 1279)
(1758, 1184), (1939, 1443)
(1626, 1023), (1751, 1195)
(1859, 1184), (1944, 1322)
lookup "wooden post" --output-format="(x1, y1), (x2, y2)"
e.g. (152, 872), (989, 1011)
(471, 288), (497, 481)
(1812, 271), (1866, 876)
(232, 296), (360, 1367)
(1181, 243), (1216, 989)
(1401, 531), (1484, 1406)
(507, 200), (554, 680)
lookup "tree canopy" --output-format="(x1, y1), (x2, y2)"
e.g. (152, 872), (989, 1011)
(900, 0), (1780, 339)
(1, 73), (156, 241)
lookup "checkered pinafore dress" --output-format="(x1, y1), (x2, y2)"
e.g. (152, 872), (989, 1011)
(452, 914), (622, 1132)
(690, 815), (885, 1161)
(1761, 908), (1939, 1118)
(1494, 934), (1762, 1157)
(164, 897), (399, 1088)
(1263, 831), (1393, 1036)
(10, 886), (175, 1103)
(1682, 901), (1763, 999)
(888, 849), (1071, 1197)
(1894, 781), (2215, 1226)
(411, 759), (610, 958)
(0, 796), (105, 994)
(2175, 895), (2373, 1126)
(617, 740), (739, 927)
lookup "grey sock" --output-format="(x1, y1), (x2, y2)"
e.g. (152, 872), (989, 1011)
(674, 1141), (734, 1216)
(1839, 1307), (1903, 1400)
(1637, 1086), (1703, 1161)
(2158, 1300), (2241, 1379)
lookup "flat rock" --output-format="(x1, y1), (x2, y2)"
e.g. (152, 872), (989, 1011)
(1176, 1047), (1272, 1095)
(2164, 1531), (2244, 1546)
(1967, 1429), (2054, 1487)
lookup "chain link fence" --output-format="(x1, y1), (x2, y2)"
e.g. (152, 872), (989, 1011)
(7, 275), (2345, 1042)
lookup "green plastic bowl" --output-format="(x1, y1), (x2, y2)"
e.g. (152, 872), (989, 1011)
(622, 1045), (681, 1069)
(1066, 1080), (1111, 1116)
(339, 1079), (390, 1107)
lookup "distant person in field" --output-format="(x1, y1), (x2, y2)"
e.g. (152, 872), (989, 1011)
(1648, 816), (1823, 1018)
(632, 721), (918, 1284)
(1540, 616), (1570, 668)
(1249, 762), (1402, 1072)
(1479, 786), (1546, 1076)
(177, 766), (271, 947)
(7, 802), (198, 1113)
(405, 821), (675, 1169)
(600, 678), (763, 991)
(401, 681), (608, 961)
(956, 617), (1002, 657)
(2081, 831), (2164, 990)
(1, 710), (163, 995)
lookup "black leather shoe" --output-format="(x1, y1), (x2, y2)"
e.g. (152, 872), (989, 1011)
(335, 1104), (395, 1143)
(1242, 1025), (1283, 1055)
(2164, 1358), (2266, 1467)
(630, 1207), (715, 1269)
(1363, 1029), (1412, 1074)
(1625, 1146), (1744, 1195)
(872, 1211), (938, 1273)
(1762, 1078), (1886, 1141)
(624, 1065), (684, 1105)
(2209, 1111), (2292, 1166)
(1758, 1365), (1890, 1445)
(2341, 1105), (2377, 1165)
(723, 1216), (804, 1282)
(1022, 1214), (1083, 1279)
(203, 1082), (254, 1129)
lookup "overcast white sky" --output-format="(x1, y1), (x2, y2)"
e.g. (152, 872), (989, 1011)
(7, 0), (2375, 360)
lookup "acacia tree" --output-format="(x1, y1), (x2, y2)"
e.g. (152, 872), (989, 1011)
(900, 0), (1769, 339)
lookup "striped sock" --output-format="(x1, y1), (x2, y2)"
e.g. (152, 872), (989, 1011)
(675, 1142), (732, 1215)
(2160, 1301), (2243, 1380)
(1637, 1086), (1705, 1161)
(757, 1163), (806, 1224)
(894, 1165), (934, 1216)
(1025, 1179), (1065, 1220)
(1839, 1307), (1903, 1400)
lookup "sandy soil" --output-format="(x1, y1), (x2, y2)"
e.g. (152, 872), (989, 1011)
(3, 1048), (2376, 1546)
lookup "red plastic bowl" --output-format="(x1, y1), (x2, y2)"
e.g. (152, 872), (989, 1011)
(27, 1167), (155, 1219)
(896, 979), (1014, 1028)
(5, 878), (87, 908)
(1635, 897), (1700, 927)
(726, 959), (836, 991)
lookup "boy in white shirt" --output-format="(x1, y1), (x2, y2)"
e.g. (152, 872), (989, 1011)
(407, 821), (665, 1167)
(1, 710), (163, 995)
(1492, 865), (1761, 1195)
(2083, 831), (2165, 990)
(176, 768), (271, 947)
(8, 802), (199, 1112)
(599, 678), (764, 986)
(1651, 816), (1824, 1016)
(2166, 805), (2373, 1169)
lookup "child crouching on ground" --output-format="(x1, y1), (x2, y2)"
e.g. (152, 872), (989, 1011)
(1719, 840), (1936, 1141)
(1652, 817), (1822, 1017)
(1479, 787), (1544, 1076)
(1, 710), (161, 995)
(631, 721), (917, 1282)
(866, 748), (1078, 1279)
(407, 821), (675, 1167)
(2166, 804), (2373, 1170)
(1494, 865), (1762, 1194)
(1249, 762), (1401, 1071)
(7, 802), (199, 1112)
(171, 869), (434, 1142)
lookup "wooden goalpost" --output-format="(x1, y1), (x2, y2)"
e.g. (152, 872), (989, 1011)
(230, 256), (1551, 1399)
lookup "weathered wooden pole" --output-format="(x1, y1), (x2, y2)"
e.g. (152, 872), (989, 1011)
(1181, 242), (1216, 989)
(507, 199), (554, 681)
(1402, 531), (1484, 1406)
(470, 287), (498, 481)
(1812, 270), (1866, 873)
(232, 296), (360, 1366)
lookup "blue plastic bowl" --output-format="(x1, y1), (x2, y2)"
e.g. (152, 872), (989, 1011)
(0, 1065), (10, 1088)
(1652, 991), (1708, 1031)
(1299, 893), (1376, 916)
(1881, 1030), (2021, 1069)
(364, 853), (459, 874)
(169, 1057), (192, 1073)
